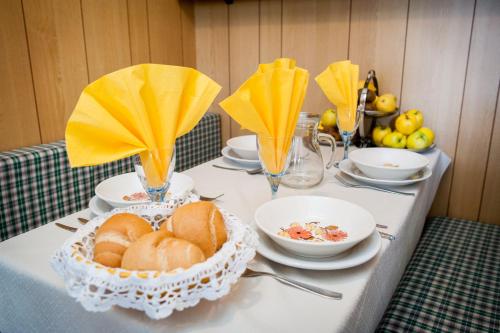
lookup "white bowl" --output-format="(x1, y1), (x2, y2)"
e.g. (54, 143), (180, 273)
(349, 148), (429, 180)
(254, 196), (376, 258)
(226, 135), (258, 160)
(95, 172), (195, 208)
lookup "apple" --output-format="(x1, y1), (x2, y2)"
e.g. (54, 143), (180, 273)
(419, 127), (435, 144)
(407, 130), (430, 149)
(320, 109), (337, 128)
(406, 109), (424, 129)
(375, 94), (397, 113)
(372, 125), (392, 147)
(383, 131), (407, 149)
(395, 113), (418, 135)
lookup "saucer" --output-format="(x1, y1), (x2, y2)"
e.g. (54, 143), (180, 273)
(256, 229), (381, 270)
(89, 195), (112, 216)
(339, 159), (432, 187)
(221, 146), (260, 166)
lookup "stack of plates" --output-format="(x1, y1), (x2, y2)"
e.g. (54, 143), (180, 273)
(339, 148), (432, 186)
(89, 172), (195, 216)
(221, 135), (260, 166)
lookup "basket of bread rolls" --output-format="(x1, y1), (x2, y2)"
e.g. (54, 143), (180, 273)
(51, 201), (258, 319)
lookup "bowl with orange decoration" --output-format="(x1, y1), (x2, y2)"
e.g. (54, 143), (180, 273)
(254, 196), (376, 258)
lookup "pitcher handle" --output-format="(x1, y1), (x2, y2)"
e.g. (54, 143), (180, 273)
(318, 133), (336, 169)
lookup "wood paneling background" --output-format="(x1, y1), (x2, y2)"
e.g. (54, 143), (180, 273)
(0, 0), (498, 224)
(0, 0), (195, 150)
(194, 0), (500, 224)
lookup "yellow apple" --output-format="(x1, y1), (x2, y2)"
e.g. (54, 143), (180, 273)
(407, 130), (430, 149)
(375, 94), (397, 113)
(419, 127), (435, 144)
(395, 113), (418, 135)
(406, 109), (424, 129)
(320, 108), (337, 128)
(372, 125), (392, 147)
(383, 131), (407, 149)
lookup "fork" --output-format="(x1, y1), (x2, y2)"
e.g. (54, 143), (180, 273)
(335, 174), (415, 196)
(242, 268), (342, 300)
(212, 165), (263, 175)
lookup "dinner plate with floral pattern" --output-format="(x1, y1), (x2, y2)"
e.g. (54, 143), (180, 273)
(256, 229), (381, 270)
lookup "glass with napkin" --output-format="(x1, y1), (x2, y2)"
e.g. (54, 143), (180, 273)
(219, 58), (309, 198)
(66, 64), (221, 201)
(315, 60), (360, 161)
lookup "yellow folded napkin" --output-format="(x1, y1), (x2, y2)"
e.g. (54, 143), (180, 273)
(219, 58), (309, 174)
(315, 60), (359, 132)
(66, 64), (221, 187)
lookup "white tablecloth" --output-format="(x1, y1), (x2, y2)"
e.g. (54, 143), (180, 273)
(0, 148), (450, 333)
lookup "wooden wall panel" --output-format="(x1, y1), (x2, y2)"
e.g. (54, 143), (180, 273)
(148, 0), (183, 65)
(259, 0), (282, 63)
(349, 0), (408, 99)
(127, 0), (151, 64)
(282, 0), (350, 114)
(400, 0), (475, 216)
(449, 0), (500, 220)
(0, 0), (40, 150)
(23, 0), (88, 143)
(0, 0), (195, 151)
(180, 0), (196, 68)
(228, 0), (259, 136)
(479, 87), (500, 224)
(194, 1), (231, 143)
(82, 0), (131, 81)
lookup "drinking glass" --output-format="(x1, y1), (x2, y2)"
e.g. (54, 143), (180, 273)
(134, 147), (176, 203)
(257, 135), (295, 199)
(337, 107), (362, 161)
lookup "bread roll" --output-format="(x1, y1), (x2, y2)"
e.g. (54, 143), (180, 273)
(167, 201), (227, 258)
(94, 213), (153, 267)
(121, 230), (205, 271)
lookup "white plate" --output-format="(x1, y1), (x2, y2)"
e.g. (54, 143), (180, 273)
(89, 196), (112, 216)
(256, 229), (381, 270)
(95, 172), (195, 208)
(221, 146), (260, 166)
(339, 159), (432, 186)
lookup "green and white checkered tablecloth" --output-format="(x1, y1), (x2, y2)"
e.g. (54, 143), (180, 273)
(0, 112), (221, 241)
(377, 216), (499, 332)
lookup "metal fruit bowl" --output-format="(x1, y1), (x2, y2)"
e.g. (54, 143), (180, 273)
(364, 108), (400, 118)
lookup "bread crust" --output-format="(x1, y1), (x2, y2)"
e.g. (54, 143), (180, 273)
(121, 230), (205, 271)
(170, 202), (227, 258)
(93, 213), (153, 267)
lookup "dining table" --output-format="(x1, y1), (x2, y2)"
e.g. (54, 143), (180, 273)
(0, 147), (450, 333)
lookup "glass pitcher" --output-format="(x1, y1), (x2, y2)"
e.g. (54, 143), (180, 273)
(282, 113), (336, 189)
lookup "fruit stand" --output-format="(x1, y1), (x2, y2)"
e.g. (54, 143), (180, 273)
(319, 69), (435, 152)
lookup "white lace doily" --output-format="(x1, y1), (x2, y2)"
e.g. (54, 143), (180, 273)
(50, 202), (258, 319)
